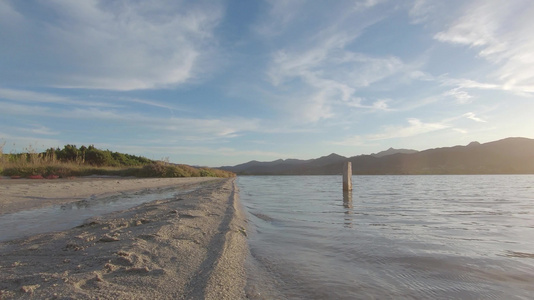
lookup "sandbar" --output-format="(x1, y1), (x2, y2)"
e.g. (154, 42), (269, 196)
(0, 177), (218, 215)
(0, 177), (248, 299)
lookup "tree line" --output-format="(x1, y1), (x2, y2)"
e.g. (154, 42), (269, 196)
(42, 144), (153, 167)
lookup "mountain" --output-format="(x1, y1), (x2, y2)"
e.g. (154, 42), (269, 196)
(220, 137), (534, 175)
(220, 158), (306, 174)
(220, 153), (347, 175)
(371, 147), (418, 157)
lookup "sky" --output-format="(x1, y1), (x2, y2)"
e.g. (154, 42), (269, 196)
(1, 0), (533, 167)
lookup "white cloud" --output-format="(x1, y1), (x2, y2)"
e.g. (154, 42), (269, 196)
(346, 98), (391, 111)
(0, 88), (70, 104)
(452, 128), (468, 134)
(443, 88), (473, 104)
(434, 0), (534, 94)
(0, 88), (118, 107)
(0, 0), (223, 90)
(440, 77), (534, 99)
(20, 125), (60, 136)
(0, 87), (189, 112)
(334, 118), (449, 146)
(463, 112), (486, 123)
(356, 0), (387, 9)
(113, 97), (183, 111)
(267, 34), (407, 122)
(0, 102), (52, 116)
(368, 118), (449, 140)
(409, 0), (431, 24)
(254, 1), (425, 123)
(0, 100), (259, 142)
(333, 111), (493, 147)
(254, 0), (306, 37)
(372, 100), (390, 110)
(409, 0), (463, 26)
(160, 117), (260, 140)
(445, 79), (500, 90)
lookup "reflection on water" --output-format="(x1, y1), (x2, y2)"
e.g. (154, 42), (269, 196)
(0, 186), (195, 242)
(239, 175), (534, 299)
(343, 191), (353, 228)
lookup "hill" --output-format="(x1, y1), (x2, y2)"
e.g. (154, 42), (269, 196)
(0, 144), (235, 178)
(220, 153), (346, 175)
(371, 147), (418, 157)
(220, 137), (534, 175)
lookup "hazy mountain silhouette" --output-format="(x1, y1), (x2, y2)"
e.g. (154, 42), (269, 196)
(371, 147), (418, 157)
(220, 137), (534, 175)
(221, 153), (346, 175)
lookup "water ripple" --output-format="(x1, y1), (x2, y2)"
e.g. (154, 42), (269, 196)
(239, 175), (534, 299)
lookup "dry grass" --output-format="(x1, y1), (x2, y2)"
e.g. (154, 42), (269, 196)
(0, 143), (234, 179)
(1, 144), (78, 177)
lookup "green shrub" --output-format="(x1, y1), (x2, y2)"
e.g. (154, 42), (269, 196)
(0, 144), (235, 178)
(138, 163), (167, 177)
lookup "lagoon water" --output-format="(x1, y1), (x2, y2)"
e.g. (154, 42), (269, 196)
(238, 175), (534, 299)
(0, 185), (197, 242)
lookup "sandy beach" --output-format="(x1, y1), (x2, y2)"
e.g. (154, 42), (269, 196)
(0, 177), (248, 299)
(0, 177), (221, 216)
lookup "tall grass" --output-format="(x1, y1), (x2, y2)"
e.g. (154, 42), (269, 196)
(0, 141), (4, 175)
(0, 143), (235, 179)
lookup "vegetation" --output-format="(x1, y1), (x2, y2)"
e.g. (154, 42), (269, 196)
(0, 143), (234, 179)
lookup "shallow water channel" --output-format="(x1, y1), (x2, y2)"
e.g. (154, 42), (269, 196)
(0, 186), (196, 242)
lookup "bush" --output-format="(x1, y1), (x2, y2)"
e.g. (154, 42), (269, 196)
(138, 163), (168, 177)
(0, 144), (236, 178)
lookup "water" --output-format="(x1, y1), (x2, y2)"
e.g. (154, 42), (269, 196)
(0, 185), (198, 242)
(238, 175), (534, 299)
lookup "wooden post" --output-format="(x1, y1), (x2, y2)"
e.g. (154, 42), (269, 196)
(343, 161), (352, 191)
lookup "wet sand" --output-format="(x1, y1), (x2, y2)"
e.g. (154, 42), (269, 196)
(0, 177), (219, 215)
(0, 177), (248, 299)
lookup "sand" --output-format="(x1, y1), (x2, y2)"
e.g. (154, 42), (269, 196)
(0, 177), (248, 299)
(0, 177), (220, 215)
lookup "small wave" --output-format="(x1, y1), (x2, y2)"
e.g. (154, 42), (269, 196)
(251, 212), (275, 222)
(504, 251), (534, 259)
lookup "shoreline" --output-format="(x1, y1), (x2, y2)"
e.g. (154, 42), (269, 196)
(0, 177), (219, 215)
(0, 177), (248, 299)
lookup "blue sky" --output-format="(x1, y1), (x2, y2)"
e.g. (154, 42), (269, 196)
(1, 0), (533, 167)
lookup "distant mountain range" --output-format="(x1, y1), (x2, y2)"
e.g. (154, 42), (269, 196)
(220, 137), (534, 175)
(371, 147), (419, 157)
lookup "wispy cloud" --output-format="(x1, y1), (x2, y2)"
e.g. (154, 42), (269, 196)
(119, 98), (174, 110)
(434, 0), (534, 95)
(262, 4), (416, 122)
(18, 125), (60, 136)
(345, 98), (392, 111)
(109, 144), (285, 159)
(443, 88), (473, 104)
(463, 112), (487, 123)
(355, 0), (387, 9)
(442, 78), (501, 91)
(439, 77), (531, 101)
(367, 118), (449, 140)
(334, 118), (449, 146)
(0, 131), (62, 150)
(0, 88), (71, 104)
(1, 100), (259, 142)
(409, 0), (433, 24)
(0, 1), (223, 90)
(0, 88), (118, 107)
(0, 87), (190, 113)
(268, 46), (417, 121)
(253, 0), (306, 37)
(159, 117), (260, 140)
